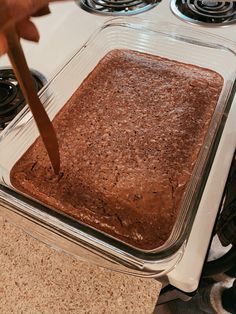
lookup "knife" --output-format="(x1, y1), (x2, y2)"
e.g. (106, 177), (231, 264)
(5, 26), (60, 175)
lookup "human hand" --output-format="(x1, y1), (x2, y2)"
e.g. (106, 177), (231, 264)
(0, 0), (67, 55)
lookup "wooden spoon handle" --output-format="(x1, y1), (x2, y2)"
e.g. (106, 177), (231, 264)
(5, 26), (60, 175)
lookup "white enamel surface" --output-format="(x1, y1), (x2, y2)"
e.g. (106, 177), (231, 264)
(168, 100), (236, 291)
(1, 0), (236, 292)
(2, 1), (236, 76)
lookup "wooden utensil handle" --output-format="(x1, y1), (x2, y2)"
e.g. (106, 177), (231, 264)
(5, 26), (60, 174)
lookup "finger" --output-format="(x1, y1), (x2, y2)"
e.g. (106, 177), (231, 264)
(0, 33), (8, 56)
(16, 19), (40, 42)
(32, 5), (51, 17)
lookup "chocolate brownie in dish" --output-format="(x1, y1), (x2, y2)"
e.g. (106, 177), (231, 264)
(10, 49), (224, 250)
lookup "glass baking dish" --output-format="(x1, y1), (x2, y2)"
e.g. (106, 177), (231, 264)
(0, 18), (236, 276)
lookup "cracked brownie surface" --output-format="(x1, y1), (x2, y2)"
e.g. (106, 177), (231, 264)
(10, 50), (223, 250)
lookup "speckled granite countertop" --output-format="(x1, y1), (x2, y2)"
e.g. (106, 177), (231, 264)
(0, 216), (161, 313)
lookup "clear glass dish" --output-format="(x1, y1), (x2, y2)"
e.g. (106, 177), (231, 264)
(0, 18), (236, 276)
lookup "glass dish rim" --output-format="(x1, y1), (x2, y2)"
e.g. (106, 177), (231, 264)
(1, 17), (236, 264)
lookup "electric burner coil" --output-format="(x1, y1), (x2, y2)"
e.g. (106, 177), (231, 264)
(77, 0), (161, 15)
(171, 0), (236, 25)
(0, 69), (46, 130)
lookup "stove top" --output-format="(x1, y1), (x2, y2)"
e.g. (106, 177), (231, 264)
(171, 0), (236, 25)
(1, 0), (236, 295)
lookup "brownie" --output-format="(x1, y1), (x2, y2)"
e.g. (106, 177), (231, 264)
(10, 50), (224, 250)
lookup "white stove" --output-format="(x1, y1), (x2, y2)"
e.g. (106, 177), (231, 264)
(1, 0), (236, 296)
(3, 1), (236, 78)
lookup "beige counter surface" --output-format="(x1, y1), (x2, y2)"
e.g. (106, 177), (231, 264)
(0, 216), (161, 313)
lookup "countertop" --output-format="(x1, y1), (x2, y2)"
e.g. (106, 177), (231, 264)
(0, 216), (161, 313)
